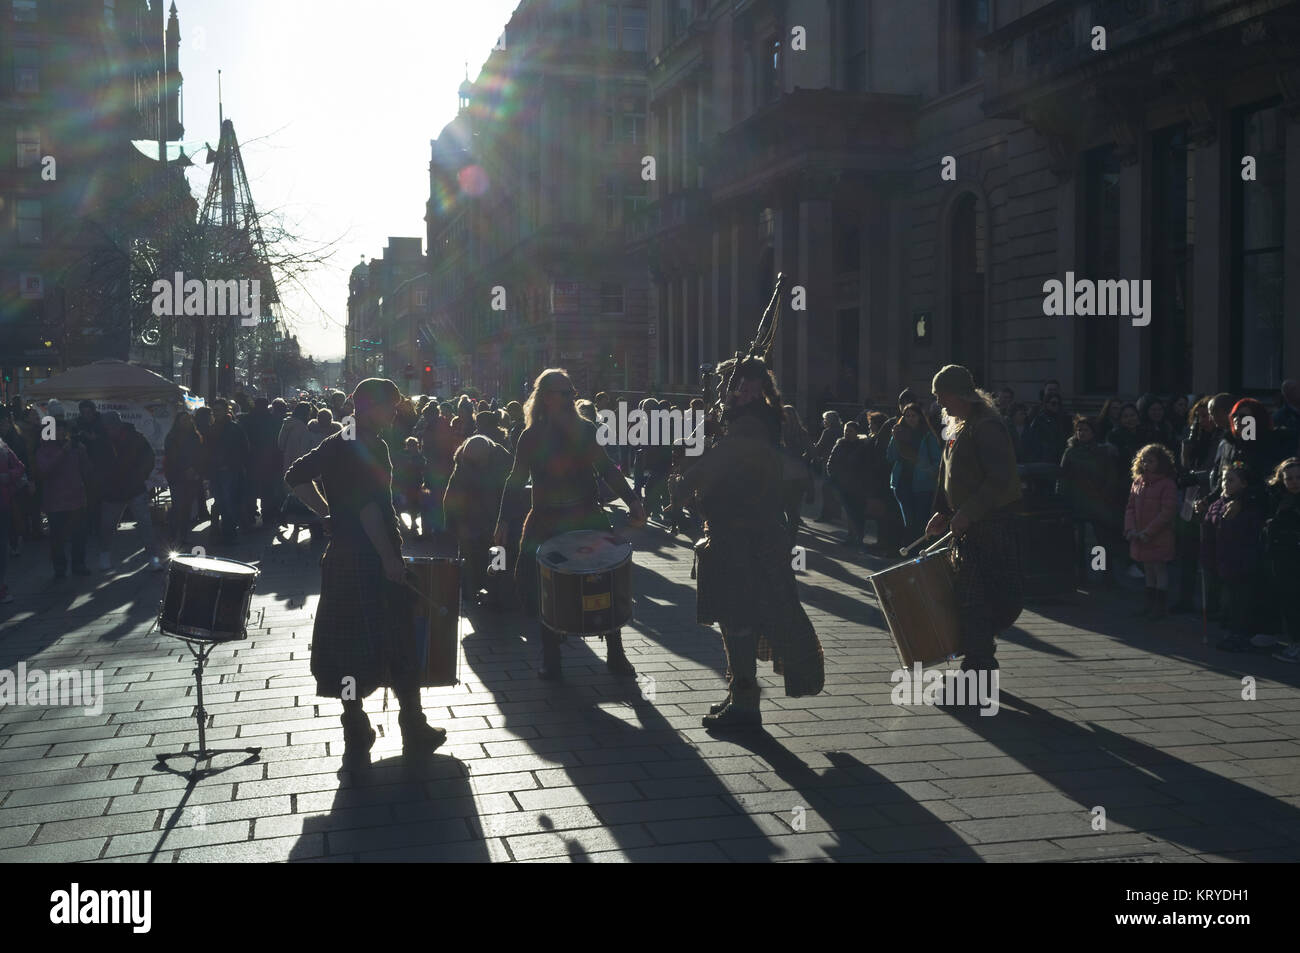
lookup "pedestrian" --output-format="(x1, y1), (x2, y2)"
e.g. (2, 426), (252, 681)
(779, 405), (814, 546)
(1124, 443), (1179, 621)
(205, 401), (250, 544)
(163, 412), (204, 550)
(828, 421), (870, 548)
(1057, 416), (1123, 586)
(1006, 402), (1030, 462)
(1110, 402), (1144, 472)
(0, 432), (27, 602)
(1204, 462), (1268, 652)
(443, 433), (513, 607)
(285, 378), (448, 768)
(886, 401), (942, 539)
(925, 365), (1023, 679)
(36, 418), (92, 580)
(97, 411), (165, 572)
(1266, 458), (1300, 662)
(1023, 391), (1069, 466)
(391, 436), (426, 534)
(0, 408), (31, 557)
(812, 410), (843, 521)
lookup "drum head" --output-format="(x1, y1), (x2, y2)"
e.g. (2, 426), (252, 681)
(537, 531), (632, 573)
(170, 554), (259, 577)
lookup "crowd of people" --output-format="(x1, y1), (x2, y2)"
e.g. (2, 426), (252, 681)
(1, 373), (1296, 666)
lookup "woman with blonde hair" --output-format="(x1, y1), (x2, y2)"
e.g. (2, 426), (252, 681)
(495, 369), (647, 679)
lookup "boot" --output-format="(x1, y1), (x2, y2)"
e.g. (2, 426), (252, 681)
(538, 625), (562, 681)
(605, 630), (635, 677)
(1133, 587), (1156, 619)
(398, 708), (447, 756)
(702, 679), (762, 731)
(708, 685), (733, 716)
(1149, 588), (1167, 621)
(340, 704), (376, 769)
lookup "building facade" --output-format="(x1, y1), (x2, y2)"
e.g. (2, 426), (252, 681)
(1, 0), (189, 396)
(426, 0), (651, 401)
(344, 238), (426, 389)
(632, 0), (1299, 419)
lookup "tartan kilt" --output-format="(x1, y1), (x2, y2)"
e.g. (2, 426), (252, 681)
(312, 545), (419, 698)
(949, 516), (1023, 635)
(697, 518), (824, 697)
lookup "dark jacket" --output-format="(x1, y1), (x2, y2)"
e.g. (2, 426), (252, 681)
(1024, 410), (1069, 466)
(164, 428), (203, 487)
(1203, 494), (1266, 582)
(1263, 486), (1300, 566)
(936, 404), (1022, 524)
(104, 425), (155, 502)
(1057, 438), (1123, 526)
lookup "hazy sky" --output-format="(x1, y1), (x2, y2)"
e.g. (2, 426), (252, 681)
(175, 0), (520, 361)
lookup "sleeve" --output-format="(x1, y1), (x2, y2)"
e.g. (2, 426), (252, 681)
(285, 433), (332, 488)
(956, 419), (1018, 524)
(1146, 479), (1177, 533)
(1124, 482), (1138, 534)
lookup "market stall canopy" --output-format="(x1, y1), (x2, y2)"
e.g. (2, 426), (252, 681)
(26, 360), (182, 404)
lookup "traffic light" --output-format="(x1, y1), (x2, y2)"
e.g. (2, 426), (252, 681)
(422, 365), (433, 392)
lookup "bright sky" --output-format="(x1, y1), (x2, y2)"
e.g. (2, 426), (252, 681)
(175, 0), (521, 361)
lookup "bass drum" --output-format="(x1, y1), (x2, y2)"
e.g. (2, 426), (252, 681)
(536, 531), (633, 636)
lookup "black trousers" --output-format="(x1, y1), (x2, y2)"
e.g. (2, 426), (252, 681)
(48, 508), (88, 576)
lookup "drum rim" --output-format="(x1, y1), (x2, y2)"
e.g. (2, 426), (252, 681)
(168, 553), (261, 578)
(159, 621), (249, 642)
(404, 555), (464, 564)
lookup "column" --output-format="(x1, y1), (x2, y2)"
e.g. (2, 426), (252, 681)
(799, 194), (834, 412)
(666, 274), (676, 387)
(1117, 157), (1145, 395)
(1055, 174), (1078, 397)
(1191, 124), (1226, 394)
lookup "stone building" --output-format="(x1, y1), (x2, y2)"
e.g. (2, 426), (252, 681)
(0, 0), (189, 395)
(344, 238), (426, 388)
(426, 0), (651, 401)
(631, 0), (1298, 419)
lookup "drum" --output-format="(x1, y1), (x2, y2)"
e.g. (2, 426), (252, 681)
(405, 556), (461, 687)
(536, 531), (633, 636)
(158, 555), (260, 643)
(869, 544), (962, 668)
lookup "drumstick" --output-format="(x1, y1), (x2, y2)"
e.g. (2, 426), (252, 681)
(899, 534), (932, 557)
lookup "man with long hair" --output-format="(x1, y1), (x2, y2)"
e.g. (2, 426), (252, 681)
(494, 368), (647, 680)
(926, 364), (1023, 679)
(671, 357), (824, 730)
(286, 378), (447, 768)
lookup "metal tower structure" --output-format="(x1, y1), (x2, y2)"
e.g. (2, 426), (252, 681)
(192, 116), (280, 399)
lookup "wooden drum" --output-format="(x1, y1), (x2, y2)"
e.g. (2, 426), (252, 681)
(405, 556), (461, 687)
(869, 542), (962, 668)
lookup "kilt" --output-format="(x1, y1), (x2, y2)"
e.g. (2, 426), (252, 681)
(949, 516), (1023, 656)
(697, 517), (824, 697)
(311, 545), (419, 698)
(516, 500), (613, 639)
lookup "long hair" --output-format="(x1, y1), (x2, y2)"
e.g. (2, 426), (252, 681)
(1131, 442), (1176, 482)
(523, 368), (576, 430)
(1270, 457), (1300, 489)
(1230, 398), (1273, 437)
(941, 387), (998, 440)
(899, 401), (940, 443)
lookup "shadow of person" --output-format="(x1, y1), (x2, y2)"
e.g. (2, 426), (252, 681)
(944, 689), (1300, 859)
(287, 751), (491, 862)
(714, 734), (984, 861)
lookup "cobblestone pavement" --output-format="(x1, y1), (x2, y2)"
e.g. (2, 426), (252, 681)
(1, 504), (1298, 863)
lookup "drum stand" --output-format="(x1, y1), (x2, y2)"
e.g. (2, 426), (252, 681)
(154, 635), (262, 779)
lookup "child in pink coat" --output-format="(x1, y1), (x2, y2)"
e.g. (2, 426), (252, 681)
(1125, 443), (1179, 620)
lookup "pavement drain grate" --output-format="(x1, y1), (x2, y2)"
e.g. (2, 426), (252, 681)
(1065, 854), (1165, 863)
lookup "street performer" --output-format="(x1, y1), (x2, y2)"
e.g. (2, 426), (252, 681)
(285, 377), (447, 767)
(494, 368), (647, 680)
(670, 356), (824, 731)
(925, 364), (1023, 678)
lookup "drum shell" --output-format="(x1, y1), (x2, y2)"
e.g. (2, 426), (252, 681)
(406, 557), (461, 687)
(870, 549), (962, 668)
(539, 557), (632, 636)
(158, 561), (258, 643)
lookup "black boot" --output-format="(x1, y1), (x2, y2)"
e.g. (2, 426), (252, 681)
(340, 703), (376, 769)
(709, 686), (733, 716)
(702, 679), (761, 731)
(397, 692), (447, 756)
(605, 630), (635, 677)
(538, 625), (562, 681)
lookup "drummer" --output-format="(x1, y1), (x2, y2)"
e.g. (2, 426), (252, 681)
(285, 377), (447, 767)
(493, 368), (647, 680)
(924, 364), (1023, 680)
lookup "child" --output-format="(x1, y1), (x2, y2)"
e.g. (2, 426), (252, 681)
(1266, 458), (1300, 661)
(1204, 463), (1267, 652)
(1124, 443), (1178, 620)
(391, 436), (426, 535)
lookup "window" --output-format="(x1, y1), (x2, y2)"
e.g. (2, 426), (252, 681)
(15, 47), (39, 93)
(17, 127), (39, 168)
(1232, 102), (1285, 392)
(605, 107), (616, 144)
(606, 3), (619, 48)
(415, 290), (429, 308)
(623, 179), (647, 223)
(1081, 145), (1121, 393)
(103, 0), (114, 27)
(12, 0), (36, 22)
(17, 199), (42, 243)
(1150, 125), (1194, 395)
(622, 7), (646, 51)
(954, 0), (990, 87)
(600, 283), (625, 314)
(605, 176), (619, 230)
(621, 111), (645, 144)
(760, 37), (781, 104)
(843, 0), (867, 92)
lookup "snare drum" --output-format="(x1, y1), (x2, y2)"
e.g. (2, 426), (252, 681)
(158, 555), (260, 643)
(869, 545), (962, 668)
(536, 531), (633, 636)
(405, 556), (461, 687)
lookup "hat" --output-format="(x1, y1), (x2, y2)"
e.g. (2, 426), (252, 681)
(46, 399), (65, 419)
(100, 410), (123, 428)
(931, 364), (979, 401)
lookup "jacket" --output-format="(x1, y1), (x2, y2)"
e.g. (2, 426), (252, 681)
(1057, 439), (1123, 525)
(34, 441), (89, 513)
(1124, 474), (1177, 563)
(886, 428), (941, 494)
(104, 426), (155, 502)
(935, 405), (1022, 524)
(1203, 495), (1266, 582)
(278, 417), (316, 476)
